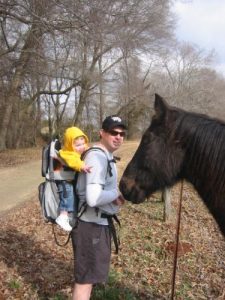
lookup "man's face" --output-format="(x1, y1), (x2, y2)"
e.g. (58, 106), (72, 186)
(100, 127), (126, 152)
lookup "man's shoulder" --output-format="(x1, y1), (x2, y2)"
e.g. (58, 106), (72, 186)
(83, 146), (109, 158)
(82, 147), (108, 162)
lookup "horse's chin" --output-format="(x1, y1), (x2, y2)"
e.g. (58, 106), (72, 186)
(119, 177), (147, 203)
(124, 186), (147, 204)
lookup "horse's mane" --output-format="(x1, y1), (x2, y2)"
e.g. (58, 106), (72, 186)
(175, 111), (225, 202)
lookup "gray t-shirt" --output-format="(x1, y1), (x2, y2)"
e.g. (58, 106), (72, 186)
(76, 146), (120, 225)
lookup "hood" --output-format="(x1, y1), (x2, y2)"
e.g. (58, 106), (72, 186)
(62, 127), (89, 152)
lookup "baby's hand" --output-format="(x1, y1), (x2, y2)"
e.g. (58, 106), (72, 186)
(81, 165), (92, 173)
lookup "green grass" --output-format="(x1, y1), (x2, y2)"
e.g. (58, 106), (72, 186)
(91, 270), (138, 300)
(8, 279), (21, 289)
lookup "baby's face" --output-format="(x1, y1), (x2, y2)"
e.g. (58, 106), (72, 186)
(73, 137), (86, 154)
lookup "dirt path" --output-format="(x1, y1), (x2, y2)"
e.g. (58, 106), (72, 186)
(0, 160), (42, 214)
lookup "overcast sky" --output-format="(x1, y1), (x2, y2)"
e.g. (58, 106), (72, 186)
(173, 0), (225, 75)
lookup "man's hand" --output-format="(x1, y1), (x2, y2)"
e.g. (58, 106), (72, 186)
(112, 194), (125, 206)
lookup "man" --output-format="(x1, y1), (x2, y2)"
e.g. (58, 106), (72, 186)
(71, 115), (127, 300)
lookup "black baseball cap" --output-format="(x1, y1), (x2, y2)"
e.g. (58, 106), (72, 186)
(102, 115), (127, 131)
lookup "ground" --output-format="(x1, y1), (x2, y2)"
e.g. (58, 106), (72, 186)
(0, 142), (224, 300)
(0, 161), (42, 214)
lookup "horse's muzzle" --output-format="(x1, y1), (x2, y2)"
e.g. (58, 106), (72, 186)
(119, 177), (146, 203)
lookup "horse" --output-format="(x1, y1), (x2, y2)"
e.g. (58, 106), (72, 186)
(119, 94), (225, 237)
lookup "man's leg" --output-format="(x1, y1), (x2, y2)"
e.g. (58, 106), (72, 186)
(72, 283), (93, 300)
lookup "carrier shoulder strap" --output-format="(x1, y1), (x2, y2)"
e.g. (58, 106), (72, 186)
(81, 146), (107, 160)
(48, 140), (60, 203)
(81, 146), (119, 177)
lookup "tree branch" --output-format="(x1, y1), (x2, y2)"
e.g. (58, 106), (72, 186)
(31, 82), (80, 102)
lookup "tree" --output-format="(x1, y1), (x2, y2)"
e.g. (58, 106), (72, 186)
(57, 0), (175, 126)
(115, 56), (153, 138)
(0, 0), (56, 149)
(152, 42), (217, 112)
(0, 0), (176, 149)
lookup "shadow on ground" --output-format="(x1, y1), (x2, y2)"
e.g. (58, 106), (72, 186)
(0, 227), (165, 299)
(0, 228), (73, 299)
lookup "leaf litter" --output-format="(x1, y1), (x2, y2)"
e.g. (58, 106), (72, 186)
(0, 144), (224, 299)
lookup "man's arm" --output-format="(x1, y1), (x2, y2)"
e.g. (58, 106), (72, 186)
(86, 184), (118, 207)
(84, 151), (119, 207)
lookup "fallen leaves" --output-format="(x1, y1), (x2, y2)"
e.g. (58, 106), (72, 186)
(0, 145), (224, 299)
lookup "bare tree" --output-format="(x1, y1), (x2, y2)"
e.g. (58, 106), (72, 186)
(0, 0), (176, 149)
(0, 0), (57, 149)
(115, 56), (155, 138)
(71, 0), (175, 125)
(153, 42), (217, 111)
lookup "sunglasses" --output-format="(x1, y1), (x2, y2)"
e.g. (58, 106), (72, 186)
(107, 130), (126, 137)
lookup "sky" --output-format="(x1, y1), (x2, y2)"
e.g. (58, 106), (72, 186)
(173, 0), (225, 75)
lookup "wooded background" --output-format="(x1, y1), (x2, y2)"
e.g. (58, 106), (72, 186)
(1, 0), (225, 150)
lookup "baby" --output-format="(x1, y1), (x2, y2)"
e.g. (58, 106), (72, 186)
(55, 127), (91, 231)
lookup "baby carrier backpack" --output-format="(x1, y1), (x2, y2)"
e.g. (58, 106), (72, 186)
(38, 139), (78, 246)
(38, 139), (76, 224)
(38, 139), (120, 247)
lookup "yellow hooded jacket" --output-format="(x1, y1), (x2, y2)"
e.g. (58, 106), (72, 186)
(59, 127), (89, 172)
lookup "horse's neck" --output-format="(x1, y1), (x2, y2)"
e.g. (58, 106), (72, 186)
(183, 133), (225, 215)
(174, 113), (225, 236)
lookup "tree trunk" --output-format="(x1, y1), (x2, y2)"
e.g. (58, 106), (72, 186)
(73, 80), (91, 126)
(98, 43), (104, 126)
(0, 22), (43, 150)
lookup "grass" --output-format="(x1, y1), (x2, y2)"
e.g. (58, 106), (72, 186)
(8, 280), (21, 290)
(92, 275), (138, 300)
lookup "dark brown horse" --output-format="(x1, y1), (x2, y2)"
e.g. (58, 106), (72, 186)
(120, 94), (225, 236)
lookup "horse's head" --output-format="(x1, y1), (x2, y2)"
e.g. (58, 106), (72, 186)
(119, 94), (185, 203)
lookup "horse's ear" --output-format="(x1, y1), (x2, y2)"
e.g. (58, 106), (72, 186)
(154, 94), (168, 119)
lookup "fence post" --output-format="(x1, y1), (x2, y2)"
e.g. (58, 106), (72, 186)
(162, 188), (172, 221)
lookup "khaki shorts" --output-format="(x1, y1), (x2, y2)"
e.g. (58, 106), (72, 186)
(71, 220), (111, 284)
